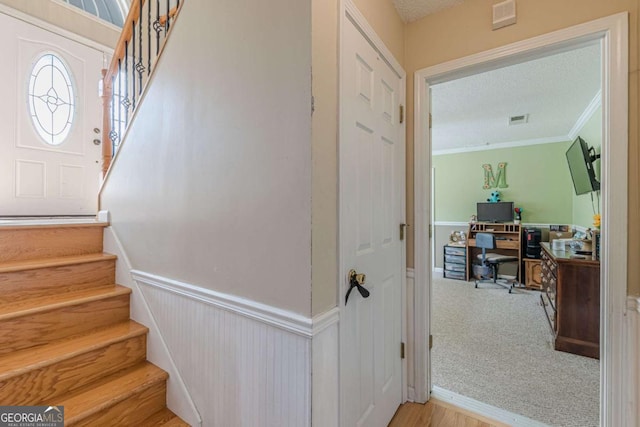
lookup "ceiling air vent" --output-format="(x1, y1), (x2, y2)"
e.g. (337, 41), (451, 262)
(509, 114), (528, 125)
(493, 0), (516, 30)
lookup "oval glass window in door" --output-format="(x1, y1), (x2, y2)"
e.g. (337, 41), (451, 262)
(27, 53), (76, 146)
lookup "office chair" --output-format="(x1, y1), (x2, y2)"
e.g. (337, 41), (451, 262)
(474, 232), (519, 293)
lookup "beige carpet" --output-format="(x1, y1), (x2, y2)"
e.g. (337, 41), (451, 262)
(431, 274), (599, 427)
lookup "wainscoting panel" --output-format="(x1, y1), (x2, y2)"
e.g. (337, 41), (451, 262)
(406, 268), (415, 401)
(312, 308), (339, 427)
(626, 296), (640, 427)
(135, 273), (312, 427)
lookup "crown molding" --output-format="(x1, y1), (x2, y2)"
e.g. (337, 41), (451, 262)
(432, 135), (569, 156)
(568, 89), (602, 140)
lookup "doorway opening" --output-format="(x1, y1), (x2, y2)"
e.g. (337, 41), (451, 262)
(412, 13), (628, 427)
(429, 41), (602, 426)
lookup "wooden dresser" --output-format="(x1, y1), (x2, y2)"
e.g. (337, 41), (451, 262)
(540, 242), (600, 359)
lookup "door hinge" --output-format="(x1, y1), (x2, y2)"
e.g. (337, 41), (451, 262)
(401, 342), (405, 359)
(399, 105), (404, 124)
(399, 223), (407, 241)
(429, 113), (432, 129)
(429, 334), (433, 350)
(311, 96), (315, 115)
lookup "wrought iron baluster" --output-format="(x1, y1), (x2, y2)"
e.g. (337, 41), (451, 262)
(109, 75), (117, 155)
(117, 58), (122, 147)
(155, 0), (160, 55)
(124, 41), (130, 126)
(165, 0), (170, 32)
(132, 21), (136, 110)
(137, 0), (143, 95)
(147, 0), (151, 76)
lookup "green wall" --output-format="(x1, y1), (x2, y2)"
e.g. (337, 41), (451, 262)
(572, 106), (602, 229)
(433, 142), (574, 224)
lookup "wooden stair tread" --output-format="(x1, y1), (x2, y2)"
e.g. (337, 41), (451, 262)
(141, 408), (190, 426)
(0, 285), (130, 320)
(61, 362), (168, 423)
(0, 253), (117, 274)
(0, 222), (109, 231)
(0, 320), (147, 382)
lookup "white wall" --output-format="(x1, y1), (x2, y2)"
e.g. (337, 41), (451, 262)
(100, 0), (313, 316)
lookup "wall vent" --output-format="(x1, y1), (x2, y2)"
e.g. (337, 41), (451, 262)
(509, 114), (528, 125)
(492, 0), (516, 30)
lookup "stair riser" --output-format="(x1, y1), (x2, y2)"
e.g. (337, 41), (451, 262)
(0, 294), (130, 355)
(0, 334), (146, 405)
(0, 227), (104, 263)
(68, 380), (167, 427)
(0, 260), (116, 303)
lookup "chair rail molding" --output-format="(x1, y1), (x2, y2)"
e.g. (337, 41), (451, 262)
(130, 270), (313, 337)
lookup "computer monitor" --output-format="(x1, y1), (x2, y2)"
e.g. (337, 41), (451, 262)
(477, 201), (514, 223)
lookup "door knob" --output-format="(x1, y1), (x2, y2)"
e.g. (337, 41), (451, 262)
(348, 269), (366, 286)
(345, 269), (369, 305)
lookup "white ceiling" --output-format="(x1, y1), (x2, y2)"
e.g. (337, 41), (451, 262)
(430, 43), (602, 154)
(393, 0), (465, 22)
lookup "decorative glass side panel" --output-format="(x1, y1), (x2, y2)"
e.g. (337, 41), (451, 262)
(28, 53), (76, 146)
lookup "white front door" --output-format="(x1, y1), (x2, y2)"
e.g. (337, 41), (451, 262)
(340, 15), (405, 427)
(0, 12), (104, 216)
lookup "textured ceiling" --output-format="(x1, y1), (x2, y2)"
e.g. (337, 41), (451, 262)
(393, 0), (465, 22)
(430, 43), (602, 154)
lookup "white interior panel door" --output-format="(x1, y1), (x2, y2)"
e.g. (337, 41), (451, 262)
(0, 12), (104, 216)
(340, 17), (404, 427)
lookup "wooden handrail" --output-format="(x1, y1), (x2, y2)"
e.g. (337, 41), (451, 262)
(104, 0), (145, 85)
(101, 0), (184, 177)
(159, 6), (178, 26)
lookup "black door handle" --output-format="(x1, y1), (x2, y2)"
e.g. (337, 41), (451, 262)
(345, 269), (369, 305)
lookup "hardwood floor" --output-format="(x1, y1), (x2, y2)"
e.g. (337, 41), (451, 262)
(389, 399), (510, 427)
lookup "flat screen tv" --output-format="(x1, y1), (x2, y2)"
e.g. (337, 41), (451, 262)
(477, 201), (514, 223)
(566, 136), (600, 195)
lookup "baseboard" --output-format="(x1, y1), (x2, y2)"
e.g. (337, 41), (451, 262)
(431, 386), (547, 427)
(103, 227), (202, 427)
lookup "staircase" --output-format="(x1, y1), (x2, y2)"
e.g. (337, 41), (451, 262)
(0, 222), (188, 426)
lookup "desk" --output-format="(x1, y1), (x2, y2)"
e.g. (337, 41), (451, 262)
(465, 222), (522, 283)
(540, 242), (600, 358)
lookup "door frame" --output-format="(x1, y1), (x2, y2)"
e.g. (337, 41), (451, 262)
(412, 12), (629, 427)
(338, 0), (408, 422)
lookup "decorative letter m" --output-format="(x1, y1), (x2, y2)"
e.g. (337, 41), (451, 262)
(483, 162), (508, 189)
